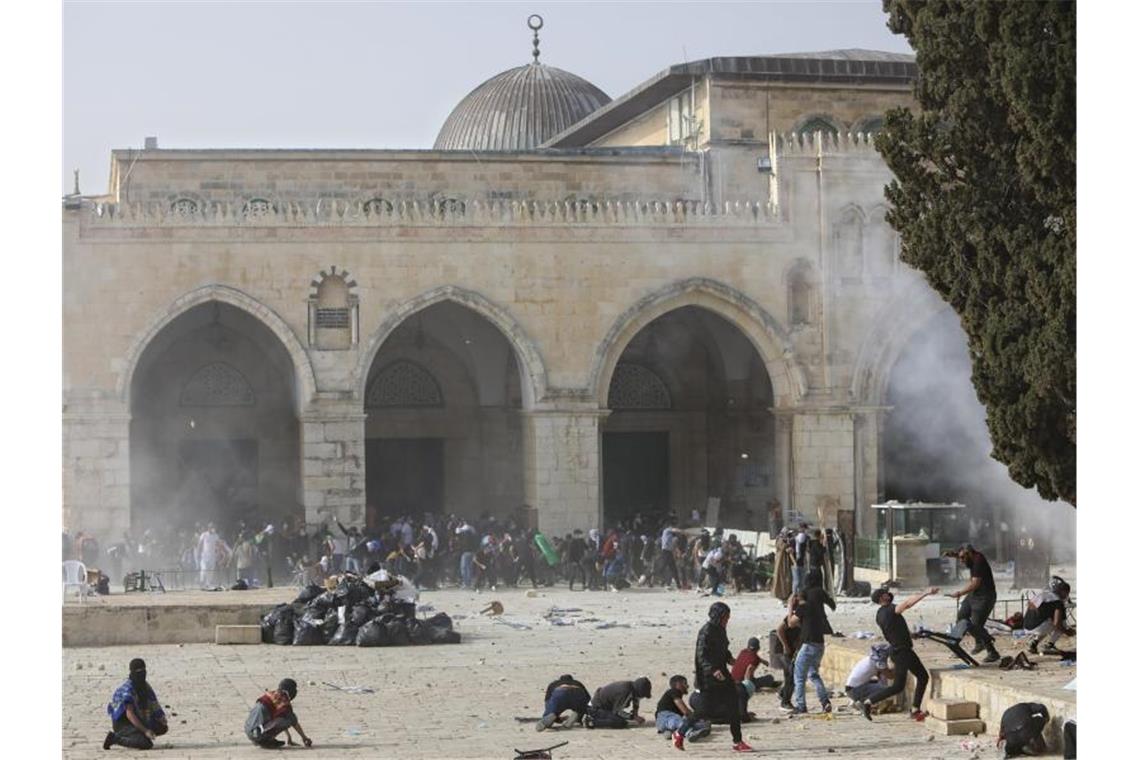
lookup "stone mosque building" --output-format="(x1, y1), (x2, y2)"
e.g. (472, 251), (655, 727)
(63, 21), (950, 542)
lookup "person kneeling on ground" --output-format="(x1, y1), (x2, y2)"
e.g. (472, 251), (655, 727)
(588, 677), (652, 727)
(103, 658), (168, 750)
(655, 675), (711, 743)
(844, 643), (892, 705)
(1024, 578), (1074, 655)
(537, 674), (590, 732)
(731, 636), (779, 718)
(244, 678), (313, 749)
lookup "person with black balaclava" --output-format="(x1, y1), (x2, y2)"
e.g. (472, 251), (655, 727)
(244, 678), (313, 749)
(103, 658), (168, 750)
(673, 602), (754, 752)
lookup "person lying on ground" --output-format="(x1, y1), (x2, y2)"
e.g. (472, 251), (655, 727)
(103, 658), (168, 750)
(244, 678), (313, 749)
(588, 678), (652, 727)
(1024, 578), (1074, 655)
(682, 601), (753, 752)
(654, 675), (711, 742)
(844, 643), (892, 704)
(860, 587), (939, 723)
(537, 674), (591, 732)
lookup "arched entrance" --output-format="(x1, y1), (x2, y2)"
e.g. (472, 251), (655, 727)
(362, 301), (526, 526)
(601, 306), (777, 528)
(129, 301), (302, 532)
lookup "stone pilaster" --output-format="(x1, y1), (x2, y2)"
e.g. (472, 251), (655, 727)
(62, 396), (131, 541)
(524, 407), (607, 538)
(789, 410), (855, 528)
(300, 400), (366, 529)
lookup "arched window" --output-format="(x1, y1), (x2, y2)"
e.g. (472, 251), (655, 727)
(363, 197), (393, 215)
(865, 207), (897, 276)
(835, 207), (864, 278)
(308, 267), (359, 350)
(795, 115), (842, 139)
(854, 115), (885, 135)
(366, 360), (444, 408)
(787, 261), (817, 326)
(170, 198), (199, 216)
(608, 363), (672, 409)
(242, 198), (276, 220)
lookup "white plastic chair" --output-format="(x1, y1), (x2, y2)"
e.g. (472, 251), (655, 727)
(62, 560), (89, 604)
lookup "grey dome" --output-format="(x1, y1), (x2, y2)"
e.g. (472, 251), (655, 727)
(434, 62), (611, 151)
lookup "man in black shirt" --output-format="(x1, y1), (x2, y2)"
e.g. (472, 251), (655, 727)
(947, 544), (1001, 663)
(684, 602), (753, 752)
(566, 530), (588, 590)
(654, 675), (711, 744)
(860, 586), (939, 722)
(791, 569), (835, 714)
(773, 601), (803, 711)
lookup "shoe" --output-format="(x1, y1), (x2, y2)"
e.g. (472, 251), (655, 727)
(970, 640), (986, 655)
(1027, 637), (1039, 655)
(911, 709), (927, 722)
(984, 649), (1001, 664)
(568, 710), (582, 727)
(584, 714), (595, 729)
(732, 741), (755, 753)
(1041, 642), (1059, 655)
(536, 713), (557, 732)
(821, 700), (833, 713)
(258, 738), (285, 748)
(103, 732), (116, 750)
(779, 701), (795, 713)
(861, 701), (873, 721)
(672, 730), (685, 750)
(791, 706), (807, 715)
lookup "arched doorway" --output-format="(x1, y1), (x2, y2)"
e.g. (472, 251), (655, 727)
(601, 306), (777, 528)
(129, 301), (302, 532)
(363, 301), (525, 527)
(881, 310), (1075, 564)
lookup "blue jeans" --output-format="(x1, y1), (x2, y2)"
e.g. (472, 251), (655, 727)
(544, 687), (589, 718)
(460, 552), (475, 588)
(793, 641), (829, 709)
(655, 711), (710, 738)
(791, 565), (804, 595)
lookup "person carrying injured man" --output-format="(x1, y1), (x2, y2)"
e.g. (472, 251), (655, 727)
(859, 586), (939, 722)
(844, 643), (892, 705)
(536, 674), (591, 732)
(680, 601), (753, 752)
(945, 543), (1002, 663)
(587, 677), (652, 727)
(103, 658), (168, 750)
(655, 675), (711, 744)
(1024, 577), (1075, 655)
(244, 678), (313, 749)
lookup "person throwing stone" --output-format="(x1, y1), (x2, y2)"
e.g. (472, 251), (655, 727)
(860, 587), (938, 722)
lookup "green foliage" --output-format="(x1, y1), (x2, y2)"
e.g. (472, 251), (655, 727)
(876, 0), (1075, 505)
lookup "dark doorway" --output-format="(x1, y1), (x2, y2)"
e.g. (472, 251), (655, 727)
(366, 438), (444, 526)
(177, 439), (258, 525)
(603, 432), (669, 525)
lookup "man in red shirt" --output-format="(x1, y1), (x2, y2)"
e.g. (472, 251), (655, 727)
(244, 679), (314, 749)
(730, 637), (774, 719)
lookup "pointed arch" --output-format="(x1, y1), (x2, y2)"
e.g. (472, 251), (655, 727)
(353, 285), (547, 410)
(589, 278), (806, 409)
(118, 285), (316, 414)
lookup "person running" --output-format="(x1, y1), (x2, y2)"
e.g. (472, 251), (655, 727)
(946, 544), (1001, 663)
(588, 678), (652, 727)
(791, 568), (834, 715)
(860, 586), (939, 722)
(103, 658), (168, 750)
(1024, 578), (1074, 654)
(774, 600), (803, 712)
(537, 674), (591, 731)
(844, 643), (892, 704)
(655, 675), (711, 743)
(677, 602), (753, 752)
(244, 678), (313, 748)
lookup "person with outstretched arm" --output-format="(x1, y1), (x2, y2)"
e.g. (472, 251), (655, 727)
(860, 586), (939, 722)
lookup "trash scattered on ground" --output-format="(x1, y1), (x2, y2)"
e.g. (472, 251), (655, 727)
(959, 739), (980, 751)
(344, 727), (363, 736)
(851, 631), (876, 639)
(493, 617), (533, 630)
(323, 682), (376, 694)
(594, 621), (631, 629)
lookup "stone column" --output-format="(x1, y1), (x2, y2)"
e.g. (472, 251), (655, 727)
(300, 400), (366, 529)
(789, 410), (856, 528)
(773, 412), (794, 525)
(854, 409), (885, 538)
(63, 396), (132, 541)
(523, 405), (608, 538)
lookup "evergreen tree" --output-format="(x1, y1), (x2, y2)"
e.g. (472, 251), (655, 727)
(876, 0), (1075, 505)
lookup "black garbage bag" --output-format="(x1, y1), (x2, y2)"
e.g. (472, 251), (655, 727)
(350, 603), (377, 627)
(260, 604), (290, 644)
(334, 576), (372, 608)
(356, 618), (391, 647)
(293, 584), (324, 605)
(307, 591), (338, 616)
(329, 623), (360, 645)
(425, 612), (453, 631)
(272, 606), (296, 645)
(385, 618), (410, 646)
(407, 618), (431, 645)
(292, 613), (329, 646)
(429, 627), (461, 644)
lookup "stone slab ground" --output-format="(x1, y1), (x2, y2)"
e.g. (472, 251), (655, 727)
(63, 587), (1075, 758)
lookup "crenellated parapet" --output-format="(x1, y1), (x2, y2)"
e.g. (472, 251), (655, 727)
(775, 131), (880, 156)
(78, 197), (780, 227)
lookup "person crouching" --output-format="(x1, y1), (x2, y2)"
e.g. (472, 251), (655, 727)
(244, 678), (313, 749)
(103, 658), (168, 750)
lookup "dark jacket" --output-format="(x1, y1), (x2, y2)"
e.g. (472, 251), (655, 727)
(694, 621), (733, 691)
(544, 676), (588, 703)
(593, 681), (638, 719)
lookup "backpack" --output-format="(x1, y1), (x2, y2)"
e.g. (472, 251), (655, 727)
(999, 702), (1049, 757)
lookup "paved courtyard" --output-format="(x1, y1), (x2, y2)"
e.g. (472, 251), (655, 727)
(64, 586), (1068, 759)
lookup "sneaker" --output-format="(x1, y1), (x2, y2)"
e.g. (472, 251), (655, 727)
(911, 709), (927, 722)
(983, 649), (1002, 664)
(779, 701), (795, 713)
(732, 741), (755, 753)
(568, 710), (582, 727)
(1040, 642), (1060, 655)
(970, 640), (986, 655)
(672, 730), (685, 750)
(536, 713), (557, 732)
(258, 738), (285, 749)
(1027, 637), (1039, 655)
(860, 701), (873, 722)
(584, 714), (595, 729)
(791, 706), (808, 715)
(103, 732), (116, 750)
(821, 700), (833, 714)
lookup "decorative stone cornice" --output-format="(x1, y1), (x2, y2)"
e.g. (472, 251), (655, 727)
(775, 131), (880, 155)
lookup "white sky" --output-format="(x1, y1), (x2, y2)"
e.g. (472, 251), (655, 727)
(62, 0), (912, 194)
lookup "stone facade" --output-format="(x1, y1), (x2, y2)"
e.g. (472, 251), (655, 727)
(62, 50), (951, 540)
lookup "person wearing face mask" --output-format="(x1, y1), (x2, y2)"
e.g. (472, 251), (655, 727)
(103, 658), (168, 750)
(677, 602), (753, 752)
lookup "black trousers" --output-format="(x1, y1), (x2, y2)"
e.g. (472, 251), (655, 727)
(957, 592), (997, 648)
(689, 683), (742, 744)
(256, 713), (298, 745)
(567, 561), (586, 589)
(867, 646), (928, 711)
(110, 717), (167, 749)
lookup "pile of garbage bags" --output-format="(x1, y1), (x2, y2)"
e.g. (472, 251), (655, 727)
(259, 574), (460, 647)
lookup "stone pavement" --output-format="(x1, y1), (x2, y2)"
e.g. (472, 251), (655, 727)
(64, 587), (1064, 759)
